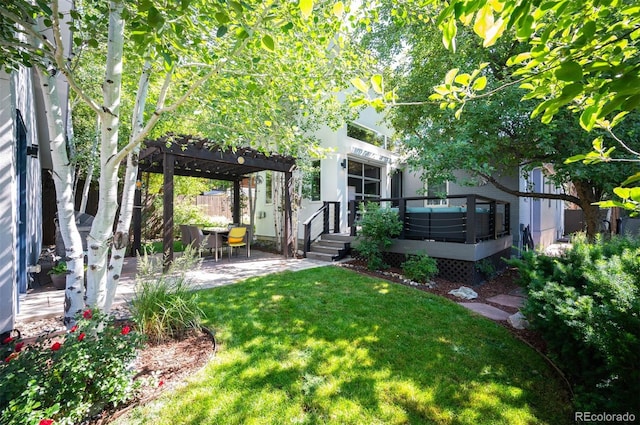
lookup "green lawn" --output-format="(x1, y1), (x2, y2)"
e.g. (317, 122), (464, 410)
(118, 267), (572, 424)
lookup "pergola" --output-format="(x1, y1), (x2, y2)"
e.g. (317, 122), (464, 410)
(133, 134), (297, 266)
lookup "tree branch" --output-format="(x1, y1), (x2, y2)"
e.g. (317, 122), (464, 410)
(606, 127), (640, 157)
(0, 7), (56, 53)
(49, 1), (102, 115)
(479, 172), (583, 206)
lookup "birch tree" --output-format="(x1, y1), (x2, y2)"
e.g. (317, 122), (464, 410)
(1, 0), (368, 326)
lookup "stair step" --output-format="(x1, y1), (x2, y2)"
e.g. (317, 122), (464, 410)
(311, 246), (342, 255)
(306, 251), (336, 262)
(319, 233), (354, 243)
(315, 240), (347, 249)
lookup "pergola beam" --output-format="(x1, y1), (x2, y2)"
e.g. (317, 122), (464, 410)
(136, 134), (297, 265)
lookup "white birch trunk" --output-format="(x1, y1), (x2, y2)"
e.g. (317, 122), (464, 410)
(37, 68), (85, 327)
(103, 61), (152, 311)
(292, 171), (303, 253)
(273, 173), (283, 251)
(248, 175), (256, 239)
(85, 0), (124, 308)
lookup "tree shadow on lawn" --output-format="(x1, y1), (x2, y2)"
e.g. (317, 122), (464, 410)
(164, 267), (572, 425)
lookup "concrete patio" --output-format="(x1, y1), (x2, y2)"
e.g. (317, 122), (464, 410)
(17, 249), (328, 323)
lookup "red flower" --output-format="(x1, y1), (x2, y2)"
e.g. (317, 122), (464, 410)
(158, 380), (164, 387)
(51, 342), (62, 351)
(14, 342), (24, 352)
(39, 420), (54, 425)
(70, 325), (78, 333)
(121, 325), (131, 336)
(2, 336), (13, 344)
(78, 333), (86, 342)
(83, 309), (93, 319)
(4, 352), (18, 363)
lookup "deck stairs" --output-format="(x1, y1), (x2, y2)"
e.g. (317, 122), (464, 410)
(305, 233), (353, 262)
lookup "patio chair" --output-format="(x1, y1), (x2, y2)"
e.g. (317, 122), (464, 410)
(179, 224), (193, 247)
(226, 226), (250, 259)
(188, 226), (223, 258)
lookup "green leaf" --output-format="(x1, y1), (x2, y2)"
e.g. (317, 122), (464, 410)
(229, 1), (243, 15)
(454, 73), (470, 86)
(483, 17), (507, 47)
(594, 200), (625, 208)
(507, 52), (532, 66)
(332, 2), (344, 18)
(235, 27), (249, 40)
(555, 61), (582, 82)
(621, 172), (640, 186)
(516, 14), (534, 40)
(472, 76), (487, 91)
(444, 68), (459, 85)
(351, 77), (369, 93)
(88, 38), (99, 48)
(441, 17), (457, 51)
(216, 26), (228, 38)
(215, 12), (230, 24)
(350, 98), (367, 108)
(614, 187), (631, 199)
(147, 7), (163, 28)
(473, 4), (494, 41)
(580, 105), (600, 131)
(261, 35), (275, 52)
(300, 0), (313, 20)
(559, 82), (583, 100)
(564, 154), (586, 164)
(371, 74), (383, 94)
(630, 187), (640, 202)
(592, 136), (603, 151)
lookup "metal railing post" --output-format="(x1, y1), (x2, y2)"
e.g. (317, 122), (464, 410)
(466, 195), (477, 244)
(490, 201), (497, 239)
(399, 198), (406, 239)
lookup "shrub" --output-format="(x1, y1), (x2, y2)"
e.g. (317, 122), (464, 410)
(0, 309), (144, 425)
(510, 234), (640, 415)
(475, 259), (496, 280)
(402, 254), (439, 283)
(130, 245), (204, 343)
(354, 203), (403, 270)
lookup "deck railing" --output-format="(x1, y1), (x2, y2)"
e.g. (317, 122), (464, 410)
(349, 195), (510, 243)
(302, 201), (340, 257)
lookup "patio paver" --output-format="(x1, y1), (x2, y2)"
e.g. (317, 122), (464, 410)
(458, 303), (512, 321)
(486, 294), (525, 309)
(17, 250), (327, 323)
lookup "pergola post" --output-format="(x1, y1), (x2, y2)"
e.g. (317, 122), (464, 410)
(163, 153), (175, 271)
(233, 179), (241, 224)
(284, 171), (293, 258)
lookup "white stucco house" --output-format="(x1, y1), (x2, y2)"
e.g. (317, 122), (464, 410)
(251, 105), (564, 283)
(0, 0), (72, 336)
(0, 67), (45, 337)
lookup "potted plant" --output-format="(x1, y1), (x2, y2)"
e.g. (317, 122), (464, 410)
(48, 261), (67, 290)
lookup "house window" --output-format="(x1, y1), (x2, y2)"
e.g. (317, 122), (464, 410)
(302, 160), (321, 201)
(265, 171), (273, 204)
(426, 181), (447, 205)
(310, 160), (320, 201)
(347, 159), (381, 201)
(347, 123), (387, 148)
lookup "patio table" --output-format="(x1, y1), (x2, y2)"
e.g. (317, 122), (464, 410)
(202, 227), (229, 261)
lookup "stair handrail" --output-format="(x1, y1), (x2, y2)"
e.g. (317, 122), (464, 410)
(303, 201), (340, 257)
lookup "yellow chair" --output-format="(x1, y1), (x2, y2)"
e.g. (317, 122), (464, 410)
(226, 226), (249, 259)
